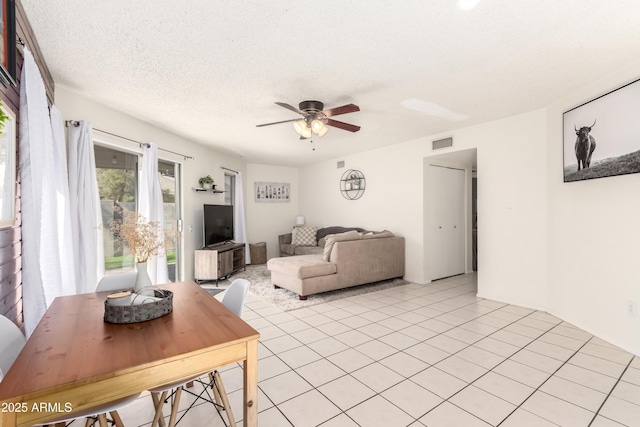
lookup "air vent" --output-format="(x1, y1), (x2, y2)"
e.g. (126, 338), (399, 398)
(337, 160), (345, 168)
(432, 137), (453, 150)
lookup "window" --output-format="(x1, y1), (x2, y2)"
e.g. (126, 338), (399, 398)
(224, 173), (235, 205)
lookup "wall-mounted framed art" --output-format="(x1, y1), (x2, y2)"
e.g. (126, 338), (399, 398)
(255, 182), (290, 203)
(0, 0), (16, 87)
(563, 78), (640, 182)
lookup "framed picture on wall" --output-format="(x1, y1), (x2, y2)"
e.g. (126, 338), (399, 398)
(0, 0), (16, 87)
(255, 182), (290, 203)
(563, 77), (640, 182)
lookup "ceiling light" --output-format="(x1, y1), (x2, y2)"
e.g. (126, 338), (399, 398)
(401, 98), (469, 121)
(459, 0), (482, 10)
(301, 125), (312, 138)
(293, 120), (312, 138)
(293, 119), (306, 135)
(310, 119), (329, 137)
(311, 119), (324, 134)
(317, 125), (329, 137)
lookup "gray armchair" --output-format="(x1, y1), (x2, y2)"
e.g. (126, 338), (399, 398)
(277, 232), (324, 256)
(278, 232), (295, 257)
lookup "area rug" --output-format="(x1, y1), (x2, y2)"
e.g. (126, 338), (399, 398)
(226, 264), (409, 312)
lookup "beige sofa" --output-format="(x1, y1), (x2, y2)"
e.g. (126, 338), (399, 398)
(267, 231), (405, 300)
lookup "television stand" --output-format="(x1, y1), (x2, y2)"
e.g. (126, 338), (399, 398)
(203, 241), (236, 252)
(195, 242), (246, 285)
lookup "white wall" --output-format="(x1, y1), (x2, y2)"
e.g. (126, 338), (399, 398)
(246, 164), (299, 261)
(298, 109), (549, 304)
(458, 111), (549, 310)
(299, 145), (425, 283)
(546, 66), (640, 356)
(55, 86), (247, 281)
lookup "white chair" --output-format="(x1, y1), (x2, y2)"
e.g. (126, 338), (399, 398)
(1, 315), (140, 427)
(97, 272), (137, 292)
(149, 279), (250, 427)
(221, 279), (250, 317)
(0, 315), (27, 382)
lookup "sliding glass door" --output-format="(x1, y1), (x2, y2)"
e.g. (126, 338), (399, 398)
(95, 145), (183, 282)
(95, 145), (138, 274)
(159, 160), (181, 282)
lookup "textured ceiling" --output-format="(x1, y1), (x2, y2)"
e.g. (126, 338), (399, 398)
(21, 0), (640, 166)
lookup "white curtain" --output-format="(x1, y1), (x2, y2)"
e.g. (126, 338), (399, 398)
(50, 106), (77, 296)
(139, 142), (168, 284)
(68, 121), (104, 294)
(233, 171), (251, 264)
(18, 47), (64, 336)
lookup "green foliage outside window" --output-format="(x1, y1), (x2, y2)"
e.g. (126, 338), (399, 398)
(97, 169), (136, 202)
(105, 252), (176, 270)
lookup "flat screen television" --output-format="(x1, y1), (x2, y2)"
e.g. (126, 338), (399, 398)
(203, 204), (234, 247)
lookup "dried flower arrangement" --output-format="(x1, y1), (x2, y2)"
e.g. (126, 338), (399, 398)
(108, 209), (166, 263)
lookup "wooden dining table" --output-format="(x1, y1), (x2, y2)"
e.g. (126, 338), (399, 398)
(0, 281), (260, 427)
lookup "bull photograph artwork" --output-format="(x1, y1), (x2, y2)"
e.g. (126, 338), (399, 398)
(574, 120), (597, 171)
(563, 77), (640, 182)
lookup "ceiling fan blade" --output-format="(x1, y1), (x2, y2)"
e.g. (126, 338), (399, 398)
(256, 118), (300, 127)
(275, 102), (305, 115)
(326, 118), (361, 132)
(323, 103), (360, 117)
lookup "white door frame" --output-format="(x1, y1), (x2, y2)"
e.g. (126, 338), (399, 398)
(423, 148), (476, 283)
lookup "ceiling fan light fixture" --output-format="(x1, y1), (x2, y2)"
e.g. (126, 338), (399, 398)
(259, 100), (360, 137)
(293, 119), (306, 135)
(294, 119), (312, 138)
(311, 119), (324, 133)
(317, 124), (329, 137)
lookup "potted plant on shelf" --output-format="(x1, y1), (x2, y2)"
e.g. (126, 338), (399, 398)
(199, 175), (215, 190)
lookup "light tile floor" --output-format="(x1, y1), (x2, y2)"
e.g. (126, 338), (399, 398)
(117, 274), (640, 427)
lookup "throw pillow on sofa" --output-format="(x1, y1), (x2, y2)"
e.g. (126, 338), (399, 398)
(322, 230), (362, 261)
(295, 226), (317, 246)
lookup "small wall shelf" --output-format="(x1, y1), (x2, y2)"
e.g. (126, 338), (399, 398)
(192, 187), (225, 194)
(340, 169), (366, 200)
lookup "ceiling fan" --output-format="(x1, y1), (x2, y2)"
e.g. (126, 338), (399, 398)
(256, 100), (361, 139)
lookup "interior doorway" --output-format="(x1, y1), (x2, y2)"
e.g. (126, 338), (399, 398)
(429, 165), (466, 280)
(423, 148), (477, 282)
(472, 171), (477, 271)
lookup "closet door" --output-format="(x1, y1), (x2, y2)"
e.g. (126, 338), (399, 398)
(430, 165), (466, 280)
